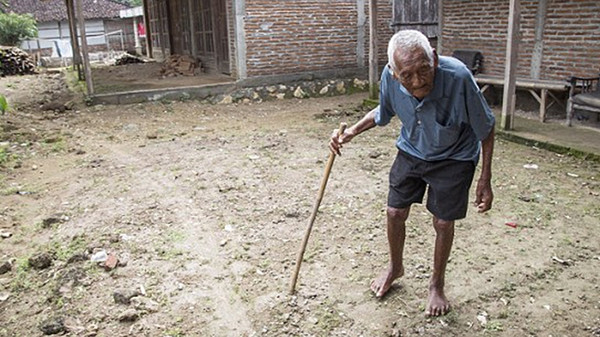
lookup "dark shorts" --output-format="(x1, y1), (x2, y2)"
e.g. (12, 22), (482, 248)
(388, 150), (476, 221)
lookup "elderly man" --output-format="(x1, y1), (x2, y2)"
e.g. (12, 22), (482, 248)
(329, 30), (495, 316)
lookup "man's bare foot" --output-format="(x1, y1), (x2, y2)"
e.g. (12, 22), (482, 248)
(370, 266), (404, 298)
(426, 286), (451, 316)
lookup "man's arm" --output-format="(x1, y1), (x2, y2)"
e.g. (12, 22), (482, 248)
(329, 106), (378, 155)
(475, 127), (494, 212)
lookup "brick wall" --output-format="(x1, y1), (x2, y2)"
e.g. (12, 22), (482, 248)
(442, 0), (600, 81)
(244, 1), (359, 77)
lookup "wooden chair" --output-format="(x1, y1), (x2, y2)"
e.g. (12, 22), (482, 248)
(566, 74), (600, 126)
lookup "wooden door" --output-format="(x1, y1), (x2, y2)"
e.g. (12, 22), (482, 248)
(180, 0), (192, 55)
(168, 0), (182, 54)
(213, 0), (230, 74)
(392, 0), (439, 45)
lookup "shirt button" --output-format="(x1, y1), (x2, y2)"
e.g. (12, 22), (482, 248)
(417, 120), (422, 125)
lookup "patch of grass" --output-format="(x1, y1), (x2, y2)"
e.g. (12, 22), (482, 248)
(0, 146), (18, 167)
(485, 320), (504, 332)
(0, 94), (8, 114)
(50, 236), (87, 261)
(10, 257), (32, 292)
(167, 230), (185, 243)
(164, 328), (185, 337)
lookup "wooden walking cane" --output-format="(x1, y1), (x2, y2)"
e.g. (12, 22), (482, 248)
(289, 122), (347, 294)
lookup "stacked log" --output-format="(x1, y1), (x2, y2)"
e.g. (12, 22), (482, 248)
(160, 54), (201, 77)
(0, 46), (36, 76)
(114, 52), (145, 66)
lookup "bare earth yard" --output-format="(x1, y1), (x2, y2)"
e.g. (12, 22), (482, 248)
(0, 73), (599, 337)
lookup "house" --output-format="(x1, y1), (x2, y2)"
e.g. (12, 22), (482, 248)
(142, 0), (598, 85)
(7, 0), (135, 57)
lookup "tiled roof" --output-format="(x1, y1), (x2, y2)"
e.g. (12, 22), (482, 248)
(7, 0), (130, 22)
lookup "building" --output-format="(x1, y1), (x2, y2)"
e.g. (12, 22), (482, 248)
(7, 0), (135, 57)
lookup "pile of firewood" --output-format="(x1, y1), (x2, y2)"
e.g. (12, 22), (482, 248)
(114, 52), (145, 66)
(160, 54), (201, 77)
(0, 46), (36, 76)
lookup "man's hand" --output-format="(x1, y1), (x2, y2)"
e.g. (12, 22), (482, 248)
(474, 178), (493, 213)
(329, 127), (355, 156)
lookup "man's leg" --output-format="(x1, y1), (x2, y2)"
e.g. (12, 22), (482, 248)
(370, 206), (410, 297)
(427, 216), (454, 316)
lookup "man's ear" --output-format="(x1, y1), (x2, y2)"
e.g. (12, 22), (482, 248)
(432, 48), (439, 68)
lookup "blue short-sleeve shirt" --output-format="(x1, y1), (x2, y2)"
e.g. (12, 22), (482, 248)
(375, 56), (495, 163)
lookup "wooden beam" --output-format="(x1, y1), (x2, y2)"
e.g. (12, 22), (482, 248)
(530, 0), (547, 79)
(501, 0), (520, 130)
(65, 0), (82, 79)
(142, 0), (153, 58)
(75, 0), (94, 95)
(368, 0), (378, 100)
(437, 0), (443, 55)
(188, 0), (196, 58)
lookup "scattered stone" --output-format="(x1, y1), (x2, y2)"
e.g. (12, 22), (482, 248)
(90, 250), (108, 262)
(0, 261), (12, 274)
(0, 231), (11, 238)
(118, 309), (139, 322)
(552, 256), (571, 266)
(368, 151), (382, 159)
(218, 95), (233, 104)
(104, 253), (119, 270)
(476, 311), (488, 326)
(0, 292), (9, 301)
(39, 317), (65, 335)
(146, 133), (158, 140)
(336, 81), (346, 94)
(131, 296), (160, 313)
(29, 252), (54, 269)
(42, 214), (67, 228)
(293, 87), (306, 98)
(113, 289), (142, 305)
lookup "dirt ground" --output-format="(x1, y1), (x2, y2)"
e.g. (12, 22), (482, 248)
(90, 62), (233, 94)
(0, 72), (599, 337)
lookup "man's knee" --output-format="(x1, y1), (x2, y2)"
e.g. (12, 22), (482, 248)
(387, 206), (410, 222)
(433, 217), (454, 232)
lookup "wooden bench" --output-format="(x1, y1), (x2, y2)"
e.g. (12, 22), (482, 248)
(475, 75), (571, 122)
(566, 74), (600, 126)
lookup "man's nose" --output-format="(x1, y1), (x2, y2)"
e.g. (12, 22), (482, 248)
(410, 75), (424, 88)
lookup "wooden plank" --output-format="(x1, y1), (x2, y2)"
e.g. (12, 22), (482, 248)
(501, 0), (520, 130)
(530, 0), (547, 79)
(476, 76), (569, 91)
(539, 88), (547, 122)
(75, 0), (94, 95)
(143, 0), (153, 58)
(368, 0), (378, 100)
(64, 0), (82, 79)
(437, 0), (443, 55)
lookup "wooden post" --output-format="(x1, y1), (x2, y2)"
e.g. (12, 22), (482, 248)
(188, 0), (197, 58)
(142, 0), (153, 58)
(437, 0), (443, 55)
(75, 0), (94, 95)
(65, 0), (83, 79)
(501, 0), (520, 130)
(530, 0), (547, 80)
(368, 0), (378, 100)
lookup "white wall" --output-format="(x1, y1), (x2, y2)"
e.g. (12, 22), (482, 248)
(21, 19), (108, 54)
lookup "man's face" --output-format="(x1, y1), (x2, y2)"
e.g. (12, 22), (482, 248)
(392, 47), (437, 100)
